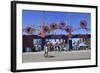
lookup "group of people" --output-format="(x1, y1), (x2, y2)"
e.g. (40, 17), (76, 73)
(32, 39), (70, 57)
(43, 40), (68, 57)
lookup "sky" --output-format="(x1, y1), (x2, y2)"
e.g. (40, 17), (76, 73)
(22, 10), (91, 35)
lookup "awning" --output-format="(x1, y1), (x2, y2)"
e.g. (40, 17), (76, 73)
(79, 42), (88, 47)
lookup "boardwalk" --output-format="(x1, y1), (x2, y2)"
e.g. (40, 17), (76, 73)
(22, 50), (91, 63)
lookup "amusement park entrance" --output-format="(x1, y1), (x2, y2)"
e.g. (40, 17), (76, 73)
(23, 34), (90, 52)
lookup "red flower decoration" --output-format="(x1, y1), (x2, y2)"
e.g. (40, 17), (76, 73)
(59, 22), (66, 29)
(25, 27), (35, 34)
(50, 23), (57, 30)
(80, 20), (87, 29)
(42, 25), (49, 33)
(64, 25), (73, 33)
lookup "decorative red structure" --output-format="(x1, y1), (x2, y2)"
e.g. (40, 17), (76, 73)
(80, 20), (87, 29)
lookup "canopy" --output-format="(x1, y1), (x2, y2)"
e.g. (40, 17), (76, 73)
(79, 42), (88, 47)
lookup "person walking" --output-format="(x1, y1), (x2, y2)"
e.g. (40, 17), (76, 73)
(44, 44), (48, 57)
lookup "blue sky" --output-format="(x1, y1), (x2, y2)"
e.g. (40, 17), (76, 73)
(22, 10), (91, 35)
